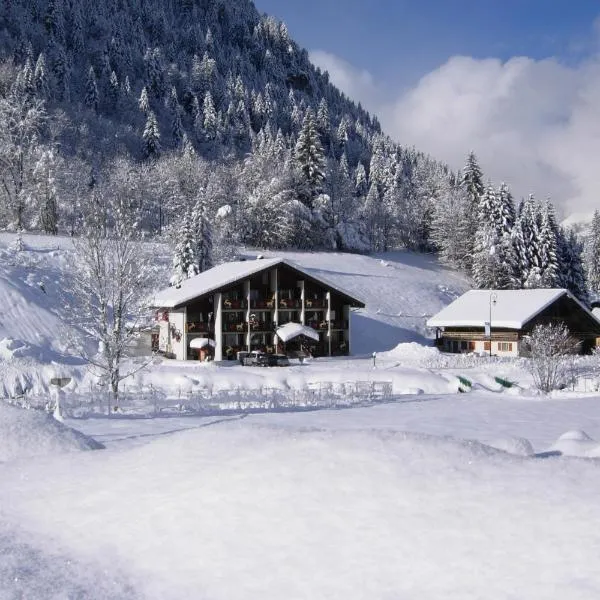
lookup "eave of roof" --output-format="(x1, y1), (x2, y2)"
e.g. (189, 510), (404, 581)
(151, 258), (366, 309)
(426, 289), (569, 330)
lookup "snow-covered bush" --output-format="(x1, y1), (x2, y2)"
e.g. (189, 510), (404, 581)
(524, 323), (579, 393)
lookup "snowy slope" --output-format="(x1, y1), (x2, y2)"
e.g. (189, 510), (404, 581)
(2, 418), (600, 599)
(0, 232), (171, 397)
(252, 249), (472, 353)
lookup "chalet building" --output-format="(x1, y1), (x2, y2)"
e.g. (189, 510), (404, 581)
(427, 289), (600, 357)
(151, 257), (365, 361)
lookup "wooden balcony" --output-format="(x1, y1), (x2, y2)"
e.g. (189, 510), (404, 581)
(441, 331), (520, 342)
(307, 320), (348, 331)
(304, 298), (326, 309)
(224, 321), (273, 333)
(222, 299), (247, 310)
(251, 298), (276, 309)
(185, 322), (213, 333)
(279, 298), (300, 309)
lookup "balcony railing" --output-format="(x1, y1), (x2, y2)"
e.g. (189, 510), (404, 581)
(223, 299), (247, 310)
(185, 322), (213, 333)
(304, 298), (326, 309)
(251, 298), (276, 309)
(279, 298), (301, 309)
(307, 320), (349, 331)
(224, 321), (273, 333)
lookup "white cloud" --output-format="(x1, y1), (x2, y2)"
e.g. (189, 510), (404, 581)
(311, 48), (600, 219)
(309, 50), (383, 109)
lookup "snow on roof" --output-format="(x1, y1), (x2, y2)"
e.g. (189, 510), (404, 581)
(426, 289), (570, 329)
(189, 338), (216, 349)
(276, 322), (320, 343)
(151, 257), (364, 308)
(151, 258), (281, 308)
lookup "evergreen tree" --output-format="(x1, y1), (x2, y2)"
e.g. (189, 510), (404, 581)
(294, 109), (325, 208)
(168, 87), (183, 146)
(142, 111), (161, 159)
(514, 196), (542, 288)
(138, 86), (150, 115)
(202, 91), (218, 141)
(354, 163), (368, 197)
(170, 210), (197, 286)
(473, 183), (517, 288)
(84, 66), (99, 112)
(430, 175), (471, 269)
(558, 227), (588, 305)
(192, 193), (213, 273)
(537, 200), (560, 287)
(460, 151), (485, 273)
(34, 53), (49, 99)
(316, 98), (331, 147)
(108, 71), (120, 107)
(584, 210), (600, 301)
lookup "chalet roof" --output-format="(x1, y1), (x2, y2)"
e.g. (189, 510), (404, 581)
(151, 258), (365, 309)
(276, 322), (320, 343)
(426, 289), (593, 330)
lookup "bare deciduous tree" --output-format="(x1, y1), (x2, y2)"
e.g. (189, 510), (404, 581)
(524, 323), (579, 393)
(70, 196), (153, 403)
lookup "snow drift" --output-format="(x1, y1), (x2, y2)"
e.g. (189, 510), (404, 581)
(0, 401), (103, 462)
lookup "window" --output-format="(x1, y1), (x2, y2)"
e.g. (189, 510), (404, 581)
(498, 342), (513, 352)
(468, 341), (476, 350)
(461, 341), (468, 350)
(484, 342), (491, 351)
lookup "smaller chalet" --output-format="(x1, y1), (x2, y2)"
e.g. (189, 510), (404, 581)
(151, 257), (365, 361)
(427, 289), (600, 356)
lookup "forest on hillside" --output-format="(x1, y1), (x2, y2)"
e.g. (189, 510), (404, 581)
(1, 0), (599, 303)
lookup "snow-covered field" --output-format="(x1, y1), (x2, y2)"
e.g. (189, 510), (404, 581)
(3, 393), (600, 599)
(3, 233), (600, 598)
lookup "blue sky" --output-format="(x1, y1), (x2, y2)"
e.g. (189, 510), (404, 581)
(254, 0), (600, 218)
(254, 0), (599, 84)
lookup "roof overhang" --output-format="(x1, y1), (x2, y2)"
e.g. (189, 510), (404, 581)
(151, 258), (366, 310)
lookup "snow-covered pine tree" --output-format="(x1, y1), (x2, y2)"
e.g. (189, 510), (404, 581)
(202, 91), (218, 141)
(34, 53), (49, 100)
(513, 196), (541, 288)
(558, 227), (588, 305)
(168, 88), (184, 147)
(171, 210), (197, 286)
(460, 151), (485, 273)
(192, 193), (213, 273)
(108, 71), (120, 108)
(537, 200), (560, 287)
(584, 210), (600, 301)
(84, 66), (99, 112)
(473, 183), (517, 289)
(362, 182), (383, 251)
(142, 111), (161, 159)
(294, 108), (325, 209)
(429, 173), (471, 270)
(138, 86), (150, 115)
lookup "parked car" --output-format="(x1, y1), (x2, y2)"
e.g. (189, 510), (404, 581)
(270, 354), (290, 367)
(239, 350), (290, 367)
